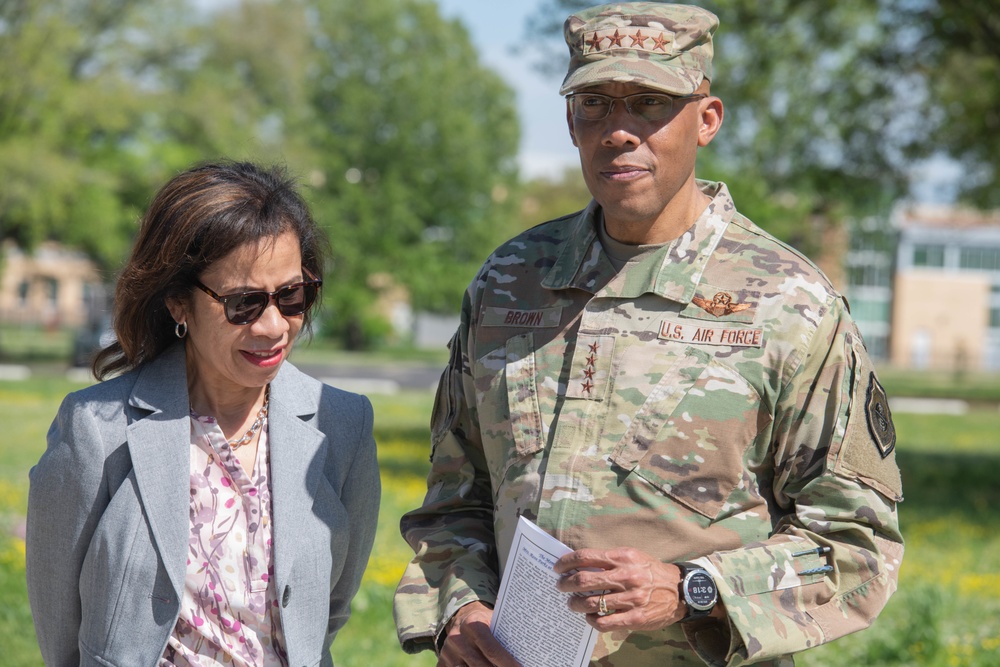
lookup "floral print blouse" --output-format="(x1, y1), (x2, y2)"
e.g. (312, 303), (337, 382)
(159, 411), (288, 666)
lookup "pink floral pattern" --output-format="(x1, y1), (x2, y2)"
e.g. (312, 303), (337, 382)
(159, 412), (288, 666)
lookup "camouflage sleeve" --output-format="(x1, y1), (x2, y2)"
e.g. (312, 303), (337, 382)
(684, 296), (904, 666)
(392, 293), (501, 654)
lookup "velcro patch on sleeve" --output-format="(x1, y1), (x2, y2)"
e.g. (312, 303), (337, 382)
(837, 340), (903, 502)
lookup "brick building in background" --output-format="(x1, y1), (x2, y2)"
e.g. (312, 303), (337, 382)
(889, 206), (1000, 371)
(0, 241), (103, 329)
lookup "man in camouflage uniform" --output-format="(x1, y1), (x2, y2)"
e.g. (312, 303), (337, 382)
(394, 3), (903, 666)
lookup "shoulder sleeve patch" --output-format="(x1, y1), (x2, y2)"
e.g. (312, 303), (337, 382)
(837, 338), (903, 502)
(864, 373), (896, 458)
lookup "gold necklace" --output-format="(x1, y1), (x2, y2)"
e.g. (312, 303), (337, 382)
(228, 386), (270, 450)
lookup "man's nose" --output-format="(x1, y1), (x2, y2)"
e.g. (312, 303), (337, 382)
(601, 103), (642, 147)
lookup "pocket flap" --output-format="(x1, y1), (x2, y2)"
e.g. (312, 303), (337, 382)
(609, 349), (771, 519)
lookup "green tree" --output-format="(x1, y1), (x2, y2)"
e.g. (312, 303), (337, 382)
(520, 167), (592, 230)
(1, 0), (521, 349)
(299, 0), (520, 345)
(909, 1), (1000, 208)
(0, 0), (170, 267)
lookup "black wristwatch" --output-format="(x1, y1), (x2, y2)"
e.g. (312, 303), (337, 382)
(677, 562), (718, 622)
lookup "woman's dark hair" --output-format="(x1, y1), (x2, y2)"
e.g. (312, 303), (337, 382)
(93, 161), (327, 380)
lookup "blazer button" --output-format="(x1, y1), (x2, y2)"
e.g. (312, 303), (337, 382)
(282, 585), (291, 608)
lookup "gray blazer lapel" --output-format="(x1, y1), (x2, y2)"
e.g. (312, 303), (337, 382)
(268, 364), (328, 586)
(126, 345), (191, 598)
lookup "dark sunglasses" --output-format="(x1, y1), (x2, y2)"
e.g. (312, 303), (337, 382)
(194, 272), (322, 325)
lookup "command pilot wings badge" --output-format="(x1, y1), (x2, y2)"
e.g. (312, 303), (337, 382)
(692, 292), (753, 318)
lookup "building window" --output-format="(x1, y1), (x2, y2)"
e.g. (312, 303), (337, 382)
(44, 278), (58, 308)
(960, 247), (1000, 271)
(991, 308), (1000, 329)
(863, 334), (889, 361)
(912, 244), (945, 267)
(17, 280), (29, 306)
(852, 299), (891, 323)
(848, 264), (891, 288)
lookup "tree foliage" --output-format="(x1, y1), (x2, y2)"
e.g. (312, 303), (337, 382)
(910, 0), (1000, 207)
(521, 168), (592, 228)
(0, 0), (520, 347)
(302, 0), (519, 339)
(0, 0), (168, 267)
(525, 0), (1000, 257)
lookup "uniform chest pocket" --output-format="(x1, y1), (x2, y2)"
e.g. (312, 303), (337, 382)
(474, 333), (546, 493)
(607, 346), (771, 520)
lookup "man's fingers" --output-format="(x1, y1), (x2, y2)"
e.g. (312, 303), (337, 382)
(471, 630), (522, 667)
(439, 603), (522, 667)
(554, 547), (653, 580)
(584, 606), (647, 632)
(553, 548), (620, 573)
(566, 589), (636, 615)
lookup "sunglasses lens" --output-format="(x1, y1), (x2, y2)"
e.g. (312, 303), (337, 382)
(216, 281), (320, 325)
(226, 294), (268, 325)
(276, 283), (317, 316)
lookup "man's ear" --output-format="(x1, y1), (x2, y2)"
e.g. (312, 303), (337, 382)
(566, 102), (579, 148)
(697, 96), (724, 147)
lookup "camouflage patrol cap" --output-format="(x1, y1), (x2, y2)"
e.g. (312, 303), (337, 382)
(559, 2), (718, 96)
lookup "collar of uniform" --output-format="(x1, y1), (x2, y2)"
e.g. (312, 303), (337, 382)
(540, 199), (615, 293)
(540, 181), (736, 303)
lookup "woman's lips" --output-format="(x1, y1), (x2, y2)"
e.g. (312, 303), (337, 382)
(240, 348), (283, 368)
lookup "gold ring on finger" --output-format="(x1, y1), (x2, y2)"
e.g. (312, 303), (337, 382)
(597, 593), (612, 616)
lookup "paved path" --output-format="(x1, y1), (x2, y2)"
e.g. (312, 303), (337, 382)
(296, 362), (442, 394)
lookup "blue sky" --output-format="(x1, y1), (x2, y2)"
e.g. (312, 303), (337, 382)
(433, 0), (581, 180)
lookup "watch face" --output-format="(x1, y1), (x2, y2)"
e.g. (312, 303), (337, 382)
(685, 570), (717, 611)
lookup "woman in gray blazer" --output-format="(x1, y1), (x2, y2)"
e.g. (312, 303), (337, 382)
(26, 161), (380, 667)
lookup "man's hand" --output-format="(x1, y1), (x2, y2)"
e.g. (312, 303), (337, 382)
(554, 547), (689, 632)
(437, 601), (522, 667)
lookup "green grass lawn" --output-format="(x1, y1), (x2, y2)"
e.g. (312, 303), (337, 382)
(2, 374), (999, 666)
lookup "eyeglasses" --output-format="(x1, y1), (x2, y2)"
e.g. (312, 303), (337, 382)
(567, 92), (706, 122)
(194, 272), (322, 325)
